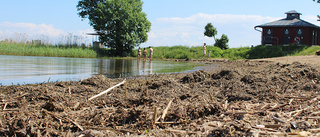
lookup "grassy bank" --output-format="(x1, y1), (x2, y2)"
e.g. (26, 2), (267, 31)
(133, 45), (320, 60)
(0, 42), (97, 58)
(2, 42), (320, 60)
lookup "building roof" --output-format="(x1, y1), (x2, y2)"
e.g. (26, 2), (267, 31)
(255, 10), (320, 29)
(255, 18), (320, 28)
(285, 10), (302, 15)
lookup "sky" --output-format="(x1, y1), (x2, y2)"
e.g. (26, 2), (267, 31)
(0, 0), (320, 48)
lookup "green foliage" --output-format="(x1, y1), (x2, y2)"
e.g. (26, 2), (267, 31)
(0, 42), (97, 58)
(222, 47), (251, 60)
(3, 41), (319, 60)
(77, 0), (151, 56)
(204, 23), (217, 41)
(210, 46), (223, 58)
(293, 45), (320, 55)
(214, 34), (229, 50)
(148, 46), (195, 59)
(131, 45), (320, 60)
(246, 45), (309, 59)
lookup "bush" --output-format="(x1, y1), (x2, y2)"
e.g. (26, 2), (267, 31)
(210, 46), (223, 58)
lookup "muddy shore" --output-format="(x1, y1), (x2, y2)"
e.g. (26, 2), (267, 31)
(1, 55), (320, 136)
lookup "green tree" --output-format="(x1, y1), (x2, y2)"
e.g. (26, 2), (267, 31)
(204, 23), (217, 41)
(214, 34), (229, 50)
(77, 0), (151, 56)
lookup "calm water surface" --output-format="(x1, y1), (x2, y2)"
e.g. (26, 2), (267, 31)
(0, 55), (203, 85)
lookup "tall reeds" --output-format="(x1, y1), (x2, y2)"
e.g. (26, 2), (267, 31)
(0, 42), (97, 58)
(0, 32), (96, 58)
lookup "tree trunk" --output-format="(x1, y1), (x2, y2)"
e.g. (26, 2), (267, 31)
(115, 20), (123, 56)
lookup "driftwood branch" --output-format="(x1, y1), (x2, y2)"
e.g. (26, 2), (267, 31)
(88, 79), (126, 101)
(155, 121), (177, 124)
(0, 109), (19, 112)
(161, 99), (173, 122)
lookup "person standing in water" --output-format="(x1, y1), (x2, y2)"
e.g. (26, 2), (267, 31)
(143, 48), (147, 60)
(137, 47), (141, 59)
(149, 46), (153, 60)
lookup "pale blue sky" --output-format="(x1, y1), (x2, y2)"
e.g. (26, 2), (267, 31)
(0, 0), (320, 48)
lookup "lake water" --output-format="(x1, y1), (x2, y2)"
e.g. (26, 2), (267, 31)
(0, 55), (203, 86)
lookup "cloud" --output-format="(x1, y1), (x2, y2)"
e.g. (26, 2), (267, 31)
(141, 13), (282, 48)
(0, 22), (65, 37)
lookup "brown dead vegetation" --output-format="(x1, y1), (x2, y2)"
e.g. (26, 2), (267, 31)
(1, 58), (320, 136)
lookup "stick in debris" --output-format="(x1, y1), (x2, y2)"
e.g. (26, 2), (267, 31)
(0, 109), (19, 112)
(68, 87), (71, 95)
(273, 116), (287, 124)
(125, 81), (127, 98)
(3, 103), (7, 110)
(208, 93), (214, 102)
(153, 107), (157, 125)
(161, 99), (173, 122)
(88, 79), (126, 101)
(155, 121), (177, 124)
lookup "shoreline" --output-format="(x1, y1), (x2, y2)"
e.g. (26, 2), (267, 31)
(2, 55), (319, 87)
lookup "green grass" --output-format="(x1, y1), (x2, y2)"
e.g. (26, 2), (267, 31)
(2, 41), (320, 60)
(132, 45), (320, 60)
(246, 45), (316, 59)
(294, 45), (320, 56)
(0, 42), (97, 58)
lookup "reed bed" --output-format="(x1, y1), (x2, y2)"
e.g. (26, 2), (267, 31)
(0, 42), (97, 58)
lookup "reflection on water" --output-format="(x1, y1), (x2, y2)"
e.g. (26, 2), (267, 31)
(137, 58), (152, 75)
(149, 60), (152, 74)
(0, 55), (202, 85)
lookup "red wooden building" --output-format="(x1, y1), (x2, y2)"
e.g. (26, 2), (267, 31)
(255, 10), (320, 45)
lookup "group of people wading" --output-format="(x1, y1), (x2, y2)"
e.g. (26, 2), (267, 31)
(137, 46), (153, 75)
(138, 43), (210, 61)
(137, 46), (153, 60)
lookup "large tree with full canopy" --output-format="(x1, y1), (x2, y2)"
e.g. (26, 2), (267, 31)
(77, 0), (151, 56)
(204, 23), (217, 41)
(204, 23), (229, 50)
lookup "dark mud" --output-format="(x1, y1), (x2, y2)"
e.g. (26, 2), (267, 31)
(1, 59), (320, 136)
